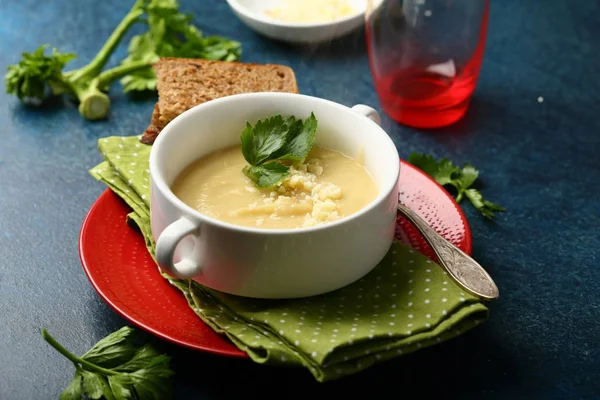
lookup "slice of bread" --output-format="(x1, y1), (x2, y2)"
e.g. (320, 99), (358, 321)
(140, 58), (299, 144)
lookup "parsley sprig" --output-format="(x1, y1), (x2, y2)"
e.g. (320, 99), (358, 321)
(241, 113), (318, 188)
(407, 152), (505, 219)
(42, 326), (174, 400)
(119, 0), (241, 92)
(5, 0), (241, 120)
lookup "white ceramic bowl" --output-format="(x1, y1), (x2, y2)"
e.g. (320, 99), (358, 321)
(225, 0), (370, 44)
(150, 92), (400, 299)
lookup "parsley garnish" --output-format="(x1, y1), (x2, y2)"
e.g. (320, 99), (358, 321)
(5, 0), (241, 120)
(42, 326), (174, 400)
(241, 113), (318, 188)
(119, 0), (241, 93)
(407, 152), (505, 219)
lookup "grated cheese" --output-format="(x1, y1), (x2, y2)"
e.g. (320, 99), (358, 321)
(264, 0), (356, 23)
(233, 157), (345, 228)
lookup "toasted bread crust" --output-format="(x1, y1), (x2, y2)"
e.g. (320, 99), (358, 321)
(140, 103), (161, 144)
(141, 58), (299, 144)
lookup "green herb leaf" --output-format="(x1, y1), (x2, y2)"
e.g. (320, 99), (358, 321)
(119, 67), (157, 92)
(405, 152), (439, 178)
(243, 163), (291, 188)
(455, 164), (479, 192)
(107, 376), (132, 400)
(114, 344), (163, 372)
(407, 152), (505, 220)
(6, 0), (241, 120)
(43, 327), (175, 400)
(120, 356), (175, 400)
(241, 115), (293, 165)
(120, 0), (241, 92)
(272, 112), (318, 162)
(81, 369), (115, 400)
(464, 188), (506, 219)
(59, 370), (83, 400)
(5, 44), (76, 103)
(81, 326), (137, 369)
(240, 113), (318, 188)
(107, 356), (174, 400)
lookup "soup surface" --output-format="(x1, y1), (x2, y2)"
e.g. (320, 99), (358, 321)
(171, 145), (378, 229)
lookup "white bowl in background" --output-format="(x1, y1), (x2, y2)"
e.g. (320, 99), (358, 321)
(225, 0), (374, 44)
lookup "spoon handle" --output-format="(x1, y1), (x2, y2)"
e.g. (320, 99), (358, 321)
(397, 203), (499, 301)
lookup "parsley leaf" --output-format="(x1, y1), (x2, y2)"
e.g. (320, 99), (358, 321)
(120, 0), (242, 92)
(243, 163), (291, 188)
(464, 188), (506, 219)
(407, 152), (505, 219)
(404, 152), (439, 177)
(5, 0), (241, 118)
(42, 326), (175, 400)
(59, 370), (83, 400)
(455, 164), (479, 194)
(119, 63), (158, 93)
(81, 325), (137, 368)
(272, 113), (318, 162)
(81, 369), (114, 400)
(110, 356), (174, 400)
(114, 345), (166, 372)
(240, 115), (292, 166)
(240, 113), (318, 188)
(5, 45), (76, 103)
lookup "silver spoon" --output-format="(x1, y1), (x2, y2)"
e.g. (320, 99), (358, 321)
(397, 203), (500, 301)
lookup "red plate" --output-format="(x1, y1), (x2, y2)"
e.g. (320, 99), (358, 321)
(79, 160), (472, 358)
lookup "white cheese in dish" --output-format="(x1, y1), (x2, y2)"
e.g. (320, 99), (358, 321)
(264, 0), (357, 23)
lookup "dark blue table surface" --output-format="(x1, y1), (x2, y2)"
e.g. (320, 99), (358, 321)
(1, 0), (599, 399)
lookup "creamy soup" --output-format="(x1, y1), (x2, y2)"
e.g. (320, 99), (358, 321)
(171, 145), (378, 229)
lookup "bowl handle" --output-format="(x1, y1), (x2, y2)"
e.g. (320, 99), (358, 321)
(351, 104), (381, 125)
(155, 217), (203, 279)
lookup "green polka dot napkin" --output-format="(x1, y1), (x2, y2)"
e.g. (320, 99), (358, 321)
(89, 135), (488, 382)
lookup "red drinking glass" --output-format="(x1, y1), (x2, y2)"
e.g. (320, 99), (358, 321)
(366, 0), (489, 128)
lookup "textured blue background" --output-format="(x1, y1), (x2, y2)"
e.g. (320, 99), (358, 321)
(1, 0), (599, 399)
